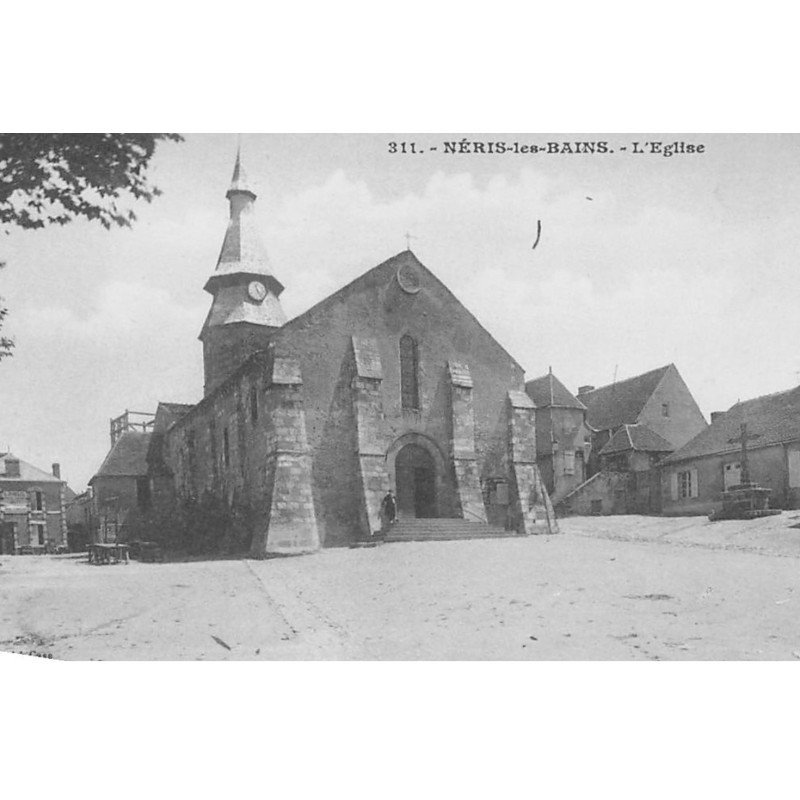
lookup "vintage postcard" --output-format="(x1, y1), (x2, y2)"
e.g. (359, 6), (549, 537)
(2, 133), (800, 661)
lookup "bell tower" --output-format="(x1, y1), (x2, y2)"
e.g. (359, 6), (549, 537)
(200, 150), (287, 396)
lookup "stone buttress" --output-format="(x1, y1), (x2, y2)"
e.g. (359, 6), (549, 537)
(250, 354), (321, 556)
(447, 361), (488, 522)
(350, 337), (391, 539)
(507, 390), (559, 535)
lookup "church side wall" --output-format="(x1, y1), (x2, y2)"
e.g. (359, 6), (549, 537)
(166, 362), (272, 516)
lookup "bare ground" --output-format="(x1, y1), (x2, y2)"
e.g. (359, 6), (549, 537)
(3, 512), (800, 660)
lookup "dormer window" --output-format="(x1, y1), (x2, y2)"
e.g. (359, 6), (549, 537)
(662, 403), (670, 418)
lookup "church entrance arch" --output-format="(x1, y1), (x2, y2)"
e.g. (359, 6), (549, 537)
(386, 434), (447, 519)
(395, 444), (437, 518)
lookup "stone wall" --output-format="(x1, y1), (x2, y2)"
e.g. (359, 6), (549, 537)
(201, 321), (276, 397)
(557, 471), (631, 516)
(166, 350), (319, 555)
(266, 253), (526, 544)
(506, 391), (558, 534)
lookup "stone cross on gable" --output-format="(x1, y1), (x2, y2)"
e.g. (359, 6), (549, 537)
(728, 422), (760, 485)
(404, 232), (416, 251)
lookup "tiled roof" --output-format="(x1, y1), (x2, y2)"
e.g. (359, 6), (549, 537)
(525, 372), (586, 410)
(0, 452), (63, 483)
(663, 385), (800, 464)
(90, 432), (151, 481)
(599, 424), (674, 455)
(578, 364), (672, 430)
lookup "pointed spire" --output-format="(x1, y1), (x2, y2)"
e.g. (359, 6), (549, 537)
(204, 148), (284, 299)
(226, 146), (256, 200)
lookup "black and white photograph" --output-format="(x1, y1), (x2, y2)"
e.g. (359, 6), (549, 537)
(2, 7), (798, 795)
(3, 132), (800, 661)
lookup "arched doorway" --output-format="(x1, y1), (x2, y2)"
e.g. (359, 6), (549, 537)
(395, 443), (438, 518)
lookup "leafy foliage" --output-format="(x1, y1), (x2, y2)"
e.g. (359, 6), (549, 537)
(0, 133), (182, 232)
(0, 261), (13, 361)
(125, 492), (255, 558)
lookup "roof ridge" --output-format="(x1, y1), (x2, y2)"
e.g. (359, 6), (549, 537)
(729, 383), (800, 408)
(579, 363), (673, 395)
(275, 249), (525, 373)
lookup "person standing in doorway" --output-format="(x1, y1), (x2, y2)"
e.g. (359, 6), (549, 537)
(381, 490), (397, 526)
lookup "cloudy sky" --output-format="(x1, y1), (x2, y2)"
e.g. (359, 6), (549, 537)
(2, 133), (800, 489)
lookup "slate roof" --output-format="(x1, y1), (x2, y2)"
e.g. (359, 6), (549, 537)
(204, 150), (284, 298)
(0, 452), (63, 483)
(525, 372), (586, 410)
(599, 424), (674, 456)
(578, 364), (672, 430)
(90, 432), (152, 482)
(663, 385), (800, 464)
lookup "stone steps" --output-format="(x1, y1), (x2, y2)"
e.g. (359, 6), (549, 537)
(384, 518), (522, 542)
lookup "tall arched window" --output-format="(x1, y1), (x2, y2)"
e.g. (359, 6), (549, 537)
(400, 334), (420, 411)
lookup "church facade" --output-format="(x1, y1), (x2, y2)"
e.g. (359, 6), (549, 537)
(150, 153), (556, 555)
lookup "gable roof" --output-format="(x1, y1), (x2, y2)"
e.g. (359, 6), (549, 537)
(525, 372), (586, 410)
(154, 401), (194, 432)
(664, 385), (800, 464)
(271, 249), (525, 373)
(578, 364), (672, 431)
(0, 452), (63, 483)
(90, 432), (152, 482)
(599, 424), (674, 456)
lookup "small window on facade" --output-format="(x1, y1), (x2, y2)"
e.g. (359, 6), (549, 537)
(223, 428), (230, 468)
(250, 385), (259, 422)
(662, 403), (670, 418)
(400, 334), (420, 411)
(210, 422), (218, 477)
(591, 499), (603, 514)
(33, 523), (45, 546)
(563, 449), (576, 475)
(678, 470), (693, 499)
(34, 491), (43, 511)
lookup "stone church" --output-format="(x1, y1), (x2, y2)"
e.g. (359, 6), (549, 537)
(95, 152), (557, 556)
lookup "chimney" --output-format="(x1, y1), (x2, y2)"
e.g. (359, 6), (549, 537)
(52, 462), (61, 479)
(710, 411), (725, 424)
(4, 458), (20, 477)
(578, 385), (595, 395)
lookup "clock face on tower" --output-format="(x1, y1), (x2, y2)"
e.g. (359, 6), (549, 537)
(247, 280), (267, 302)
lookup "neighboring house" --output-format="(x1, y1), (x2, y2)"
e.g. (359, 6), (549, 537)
(577, 363), (708, 476)
(89, 427), (155, 543)
(0, 453), (69, 554)
(558, 364), (707, 516)
(598, 424), (674, 514)
(525, 370), (591, 504)
(89, 403), (192, 543)
(661, 386), (800, 516)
